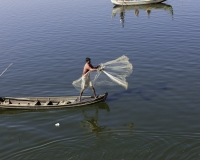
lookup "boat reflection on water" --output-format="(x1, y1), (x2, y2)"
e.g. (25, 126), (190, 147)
(80, 102), (110, 134)
(112, 3), (173, 27)
(0, 102), (110, 115)
(0, 109), (38, 115)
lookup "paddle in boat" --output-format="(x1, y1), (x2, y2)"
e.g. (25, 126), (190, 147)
(111, 0), (166, 6)
(0, 93), (108, 110)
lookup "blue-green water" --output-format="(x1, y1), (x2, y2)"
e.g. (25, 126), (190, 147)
(0, 0), (200, 159)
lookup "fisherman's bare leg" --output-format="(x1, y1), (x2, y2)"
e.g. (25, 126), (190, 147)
(91, 87), (97, 99)
(79, 89), (84, 102)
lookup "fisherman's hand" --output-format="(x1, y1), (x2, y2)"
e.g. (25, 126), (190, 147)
(99, 68), (104, 71)
(97, 64), (101, 68)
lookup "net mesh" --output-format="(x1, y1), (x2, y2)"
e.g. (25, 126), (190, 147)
(72, 55), (133, 91)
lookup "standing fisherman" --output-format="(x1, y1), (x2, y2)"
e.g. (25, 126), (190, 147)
(79, 58), (100, 102)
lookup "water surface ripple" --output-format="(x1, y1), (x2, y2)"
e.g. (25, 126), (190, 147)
(0, 0), (200, 159)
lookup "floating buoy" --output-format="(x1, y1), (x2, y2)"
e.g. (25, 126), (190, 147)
(55, 123), (60, 127)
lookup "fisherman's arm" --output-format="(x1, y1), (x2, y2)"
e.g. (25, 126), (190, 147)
(88, 64), (99, 71)
(93, 64), (100, 69)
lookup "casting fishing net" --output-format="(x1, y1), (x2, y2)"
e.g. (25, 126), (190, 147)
(72, 55), (133, 91)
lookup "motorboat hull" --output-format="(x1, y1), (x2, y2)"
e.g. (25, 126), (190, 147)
(111, 0), (166, 6)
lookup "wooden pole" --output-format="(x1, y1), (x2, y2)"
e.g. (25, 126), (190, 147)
(0, 63), (13, 77)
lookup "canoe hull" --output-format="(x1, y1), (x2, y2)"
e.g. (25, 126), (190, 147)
(111, 0), (166, 6)
(0, 93), (108, 110)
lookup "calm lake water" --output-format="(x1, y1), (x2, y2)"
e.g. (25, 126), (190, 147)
(0, 0), (200, 159)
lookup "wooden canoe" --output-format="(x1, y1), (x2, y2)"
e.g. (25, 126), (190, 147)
(0, 92), (108, 110)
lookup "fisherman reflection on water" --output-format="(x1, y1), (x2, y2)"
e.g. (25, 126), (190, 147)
(79, 58), (101, 102)
(80, 107), (106, 134)
(146, 9), (151, 18)
(135, 9), (139, 17)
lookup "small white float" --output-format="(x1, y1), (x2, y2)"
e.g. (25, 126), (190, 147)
(55, 123), (60, 127)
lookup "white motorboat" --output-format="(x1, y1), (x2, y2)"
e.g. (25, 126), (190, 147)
(111, 0), (166, 6)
